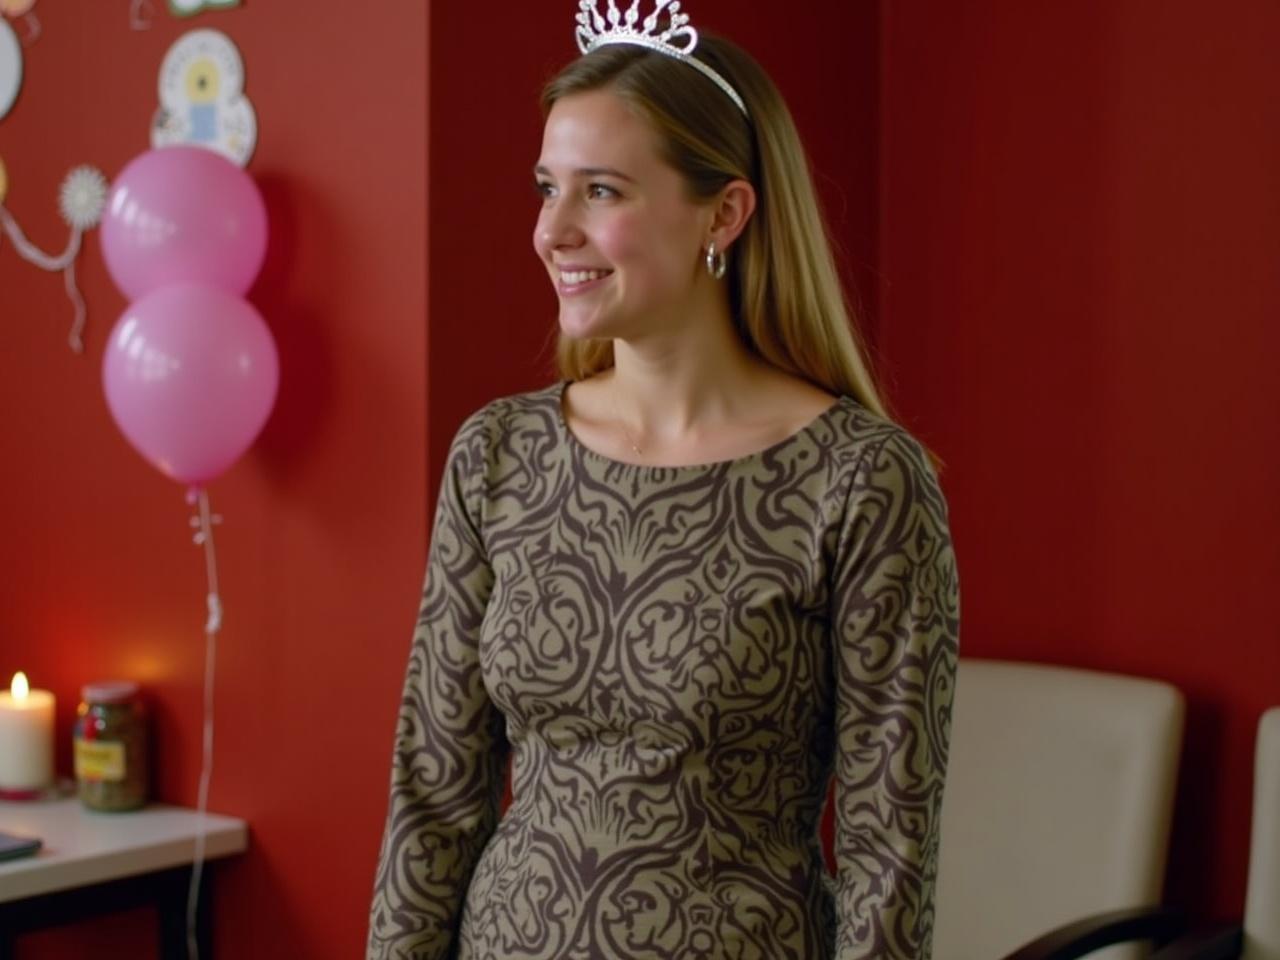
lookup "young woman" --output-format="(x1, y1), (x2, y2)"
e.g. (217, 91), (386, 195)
(369, 5), (959, 959)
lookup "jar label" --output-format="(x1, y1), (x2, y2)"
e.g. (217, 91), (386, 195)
(74, 738), (126, 782)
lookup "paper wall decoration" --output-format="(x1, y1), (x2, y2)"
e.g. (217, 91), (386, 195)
(168, 0), (240, 16)
(151, 29), (256, 166)
(0, 17), (21, 121)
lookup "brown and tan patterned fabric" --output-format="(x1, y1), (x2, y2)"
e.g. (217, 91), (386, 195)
(368, 381), (959, 960)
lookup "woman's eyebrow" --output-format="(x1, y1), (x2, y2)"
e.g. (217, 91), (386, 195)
(533, 165), (637, 183)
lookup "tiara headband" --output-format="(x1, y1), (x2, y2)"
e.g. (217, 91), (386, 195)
(574, 0), (749, 117)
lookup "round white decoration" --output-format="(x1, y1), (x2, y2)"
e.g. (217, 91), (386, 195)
(59, 166), (108, 230)
(151, 28), (256, 166)
(0, 17), (22, 121)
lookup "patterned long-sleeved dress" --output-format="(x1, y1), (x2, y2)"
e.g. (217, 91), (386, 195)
(368, 381), (959, 960)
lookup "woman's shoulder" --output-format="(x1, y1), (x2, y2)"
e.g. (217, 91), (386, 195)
(806, 398), (945, 526)
(448, 381), (564, 453)
(744, 368), (930, 474)
(821, 395), (930, 466)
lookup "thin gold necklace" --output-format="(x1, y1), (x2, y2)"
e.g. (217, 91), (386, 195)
(612, 388), (643, 456)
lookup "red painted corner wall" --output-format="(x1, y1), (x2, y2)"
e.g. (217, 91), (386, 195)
(878, 0), (1280, 921)
(1, 3), (427, 957)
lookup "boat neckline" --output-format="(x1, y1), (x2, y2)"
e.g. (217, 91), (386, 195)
(552, 379), (850, 474)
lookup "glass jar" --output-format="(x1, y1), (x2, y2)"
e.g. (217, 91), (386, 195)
(73, 681), (148, 812)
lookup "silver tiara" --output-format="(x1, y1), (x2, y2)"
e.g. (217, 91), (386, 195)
(574, 1), (748, 116)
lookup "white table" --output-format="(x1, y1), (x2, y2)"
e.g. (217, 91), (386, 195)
(0, 797), (247, 957)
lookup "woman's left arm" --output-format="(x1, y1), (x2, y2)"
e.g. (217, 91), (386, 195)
(829, 429), (961, 960)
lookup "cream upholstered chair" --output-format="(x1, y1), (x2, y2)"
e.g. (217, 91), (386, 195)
(1242, 707), (1280, 960)
(1149, 706), (1278, 960)
(933, 659), (1186, 960)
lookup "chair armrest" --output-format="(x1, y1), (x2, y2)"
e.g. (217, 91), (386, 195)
(1001, 905), (1186, 960)
(1148, 924), (1243, 960)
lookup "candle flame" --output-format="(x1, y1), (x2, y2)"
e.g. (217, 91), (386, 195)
(11, 671), (29, 700)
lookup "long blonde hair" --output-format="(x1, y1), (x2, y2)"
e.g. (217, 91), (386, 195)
(542, 36), (892, 420)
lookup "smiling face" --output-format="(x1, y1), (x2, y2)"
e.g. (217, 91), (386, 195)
(533, 89), (712, 342)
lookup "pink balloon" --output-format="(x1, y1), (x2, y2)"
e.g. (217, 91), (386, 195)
(100, 146), (268, 301)
(102, 284), (279, 486)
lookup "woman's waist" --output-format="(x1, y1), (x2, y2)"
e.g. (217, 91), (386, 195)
(492, 797), (827, 876)
(507, 739), (831, 832)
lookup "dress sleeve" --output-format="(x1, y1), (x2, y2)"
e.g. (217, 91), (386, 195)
(367, 413), (509, 960)
(829, 430), (960, 960)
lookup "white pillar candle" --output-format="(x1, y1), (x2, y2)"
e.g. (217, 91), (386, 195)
(0, 672), (55, 792)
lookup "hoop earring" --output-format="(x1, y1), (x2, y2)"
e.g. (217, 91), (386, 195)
(705, 242), (727, 280)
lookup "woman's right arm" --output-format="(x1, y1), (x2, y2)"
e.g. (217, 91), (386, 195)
(367, 414), (508, 960)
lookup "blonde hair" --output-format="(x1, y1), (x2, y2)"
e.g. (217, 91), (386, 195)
(542, 36), (892, 421)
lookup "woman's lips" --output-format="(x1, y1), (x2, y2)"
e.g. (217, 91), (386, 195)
(556, 268), (614, 296)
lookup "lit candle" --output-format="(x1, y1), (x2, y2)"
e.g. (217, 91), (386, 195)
(0, 672), (55, 796)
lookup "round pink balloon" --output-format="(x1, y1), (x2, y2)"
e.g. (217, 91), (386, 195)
(102, 284), (279, 486)
(100, 146), (268, 301)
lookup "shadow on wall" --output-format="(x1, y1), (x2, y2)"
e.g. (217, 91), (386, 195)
(250, 173), (333, 485)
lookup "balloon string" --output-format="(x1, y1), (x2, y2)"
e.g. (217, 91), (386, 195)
(186, 489), (222, 960)
(0, 205), (88, 353)
(63, 232), (86, 353)
(0, 203), (77, 270)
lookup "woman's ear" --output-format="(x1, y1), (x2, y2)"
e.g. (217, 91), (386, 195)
(707, 179), (757, 252)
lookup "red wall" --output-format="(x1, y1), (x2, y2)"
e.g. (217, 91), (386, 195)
(3, 1), (1271, 955)
(1, 3), (426, 957)
(879, 0), (1280, 920)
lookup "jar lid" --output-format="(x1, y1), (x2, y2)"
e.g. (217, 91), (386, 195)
(81, 681), (140, 704)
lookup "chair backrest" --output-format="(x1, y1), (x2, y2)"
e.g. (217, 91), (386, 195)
(933, 659), (1185, 960)
(1244, 707), (1280, 960)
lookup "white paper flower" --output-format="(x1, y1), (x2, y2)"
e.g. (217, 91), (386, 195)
(58, 165), (107, 230)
